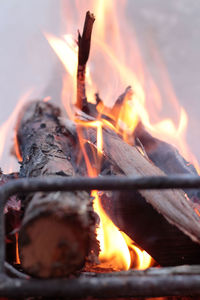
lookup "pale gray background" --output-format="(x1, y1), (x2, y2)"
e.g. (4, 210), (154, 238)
(0, 0), (199, 171)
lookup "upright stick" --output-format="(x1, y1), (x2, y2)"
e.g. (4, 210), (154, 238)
(76, 11), (95, 109)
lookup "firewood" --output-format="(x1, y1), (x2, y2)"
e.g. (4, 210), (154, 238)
(16, 101), (99, 278)
(76, 11), (95, 110)
(85, 86), (200, 202)
(110, 86), (200, 200)
(134, 121), (200, 201)
(68, 120), (200, 266)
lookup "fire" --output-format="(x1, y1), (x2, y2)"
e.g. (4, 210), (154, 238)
(45, 0), (200, 270)
(92, 190), (130, 271)
(45, 33), (96, 118)
(76, 119), (152, 270)
(0, 91), (33, 173)
(76, 120), (142, 270)
(15, 232), (20, 265)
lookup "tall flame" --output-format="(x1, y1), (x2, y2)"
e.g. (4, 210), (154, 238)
(45, 0), (200, 270)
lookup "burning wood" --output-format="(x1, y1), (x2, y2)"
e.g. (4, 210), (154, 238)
(1, 9), (200, 284)
(62, 118), (200, 267)
(76, 11), (95, 110)
(15, 101), (99, 278)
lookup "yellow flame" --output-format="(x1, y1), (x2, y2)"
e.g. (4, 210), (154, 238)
(15, 232), (20, 265)
(92, 190), (131, 270)
(122, 232), (152, 270)
(76, 119), (133, 270)
(45, 32), (96, 116)
(45, 0), (200, 270)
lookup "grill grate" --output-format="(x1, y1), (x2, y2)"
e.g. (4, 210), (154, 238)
(0, 175), (200, 298)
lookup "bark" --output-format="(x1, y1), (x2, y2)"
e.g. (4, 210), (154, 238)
(16, 101), (99, 278)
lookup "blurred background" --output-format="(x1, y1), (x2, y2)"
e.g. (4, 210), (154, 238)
(0, 0), (199, 172)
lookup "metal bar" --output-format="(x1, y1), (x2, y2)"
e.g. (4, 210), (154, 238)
(1, 271), (200, 298)
(4, 262), (29, 279)
(1, 175), (200, 201)
(0, 175), (199, 297)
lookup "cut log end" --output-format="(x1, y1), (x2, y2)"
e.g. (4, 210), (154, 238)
(19, 190), (98, 278)
(19, 215), (88, 278)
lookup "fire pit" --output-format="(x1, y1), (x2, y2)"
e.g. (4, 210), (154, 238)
(0, 3), (200, 299)
(1, 175), (200, 298)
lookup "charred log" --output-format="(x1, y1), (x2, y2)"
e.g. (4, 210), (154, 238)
(134, 121), (200, 201)
(16, 101), (99, 278)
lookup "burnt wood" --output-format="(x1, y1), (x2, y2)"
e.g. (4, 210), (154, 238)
(16, 101), (99, 278)
(134, 121), (200, 201)
(83, 85), (200, 202)
(76, 11), (95, 110)
(74, 123), (200, 266)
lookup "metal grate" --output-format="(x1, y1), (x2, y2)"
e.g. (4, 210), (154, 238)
(0, 175), (200, 298)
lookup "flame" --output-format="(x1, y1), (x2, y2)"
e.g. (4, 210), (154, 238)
(122, 232), (152, 270)
(45, 33), (96, 119)
(0, 91), (33, 173)
(76, 119), (151, 270)
(45, 0), (200, 270)
(76, 120), (132, 270)
(43, 96), (52, 102)
(92, 190), (130, 270)
(15, 232), (20, 265)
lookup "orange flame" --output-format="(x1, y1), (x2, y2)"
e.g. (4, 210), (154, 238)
(76, 120), (135, 270)
(0, 90), (33, 173)
(92, 190), (131, 270)
(15, 232), (20, 265)
(76, 119), (152, 270)
(45, 0), (200, 270)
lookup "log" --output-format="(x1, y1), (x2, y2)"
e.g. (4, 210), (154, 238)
(134, 121), (200, 201)
(109, 86), (200, 201)
(72, 122), (200, 266)
(16, 101), (99, 278)
(86, 86), (200, 201)
(76, 71), (200, 264)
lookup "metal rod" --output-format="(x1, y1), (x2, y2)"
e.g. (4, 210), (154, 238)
(1, 270), (200, 298)
(4, 262), (29, 280)
(0, 175), (199, 297)
(1, 175), (200, 201)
